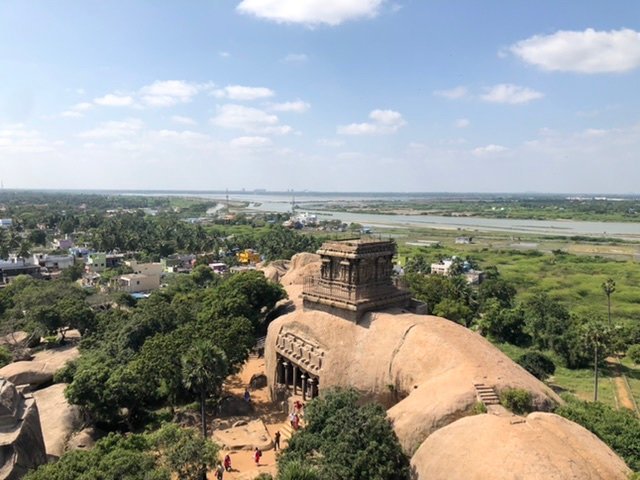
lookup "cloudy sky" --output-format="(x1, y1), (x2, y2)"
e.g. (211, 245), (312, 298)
(1, 1), (640, 193)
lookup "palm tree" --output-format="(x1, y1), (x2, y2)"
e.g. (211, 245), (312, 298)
(602, 278), (616, 325)
(181, 340), (229, 439)
(581, 320), (614, 402)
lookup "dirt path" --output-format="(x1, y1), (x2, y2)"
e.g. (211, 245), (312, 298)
(208, 356), (287, 480)
(607, 357), (637, 413)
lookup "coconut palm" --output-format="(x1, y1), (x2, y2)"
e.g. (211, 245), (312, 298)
(181, 340), (229, 439)
(602, 278), (616, 325)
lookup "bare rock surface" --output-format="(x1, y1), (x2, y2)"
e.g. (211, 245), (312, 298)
(213, 419), (273, 451)
(66, 427), (98, 452)
(410, 412), (631, 480)
(279, 253), (320, 287)
(32, 383), (82, 459)
(266, 308), (560, 454)
(0, 379), (47, 479)
(258, 260), (290, 283)
(0, 345), (79, 389)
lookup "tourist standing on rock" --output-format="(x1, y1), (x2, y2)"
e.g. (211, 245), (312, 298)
(215, 462), (224, 480)
(244, 388), (251, 403)
(289, 412), (295, 429)
(254, 447), (262, 466)
(293, 413), (300, 430)
(274, 430), (281, 451)
(224, 454), (232, 472)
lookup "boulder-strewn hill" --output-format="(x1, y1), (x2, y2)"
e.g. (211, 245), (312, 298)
(262, 254), (632, 480)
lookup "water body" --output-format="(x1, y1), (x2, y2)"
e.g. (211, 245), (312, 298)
(127, 192), (640, 240)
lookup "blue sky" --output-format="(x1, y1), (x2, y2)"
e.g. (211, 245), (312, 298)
(1, 0), (640, 192)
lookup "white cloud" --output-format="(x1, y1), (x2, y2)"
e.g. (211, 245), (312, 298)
(317, 138), (344, 147)
(94, 94), (134, 107)
(510, 28), (640, 74)
(77, 119), (144, 139)
(236, 0), (384, 26)
(171, 115), (197, 126)
(472, 144), (508, 156)
(0, 124), (55, 154)
(282, 53), (308, 63)
(212, 104), (291, 134)
(230, 136), (273, 148)
(338, 109), (406, 135)
(270, 100), (310, 113)
(140, 80), (205, 107)
(61, 102), (93, 118)
(213, 85), (275, 101)
(219, 51), (231, 58)
(481, 84), (543, 105)
(455, 118), (470, 128)
(434, 86), (468, 99)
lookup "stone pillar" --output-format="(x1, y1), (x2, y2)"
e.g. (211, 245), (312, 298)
(283, 361), (289, 389)
(293, 365), (299, 395)
(301, 373), (307, 401)
(276, 357), (283, 384)
(307, 377), (315, 399)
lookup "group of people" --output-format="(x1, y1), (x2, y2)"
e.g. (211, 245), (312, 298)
(214, 433), (281, 479)
(289, 400), (305, 431)
(213, 391), (302, 478)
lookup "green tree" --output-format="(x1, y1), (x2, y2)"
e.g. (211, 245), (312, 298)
(477, 300), (529, 345)
(433, 298), (473, 327)
(517, 351), (556, 380)
(581, 320), (616, 402)
(181, 341), (229, 440)
(151, 423), (220, 480)
(279, 389), (410, 480)
(523, 293), (570, 352)
(556, 397), (640, 471)
(602, 278), (616, 325)
(24, 432), (170, 480)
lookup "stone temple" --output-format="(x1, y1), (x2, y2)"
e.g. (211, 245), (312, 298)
(263, 240), (632, 479)
(302, 238), (411, 321)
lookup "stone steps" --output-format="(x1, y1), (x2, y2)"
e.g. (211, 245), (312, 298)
(474, 383), (500, 406)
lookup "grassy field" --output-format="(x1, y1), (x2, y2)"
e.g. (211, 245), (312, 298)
(496, 343), (623, 409)
(373, 225), (640, 409)
(391, 227), (640, 324)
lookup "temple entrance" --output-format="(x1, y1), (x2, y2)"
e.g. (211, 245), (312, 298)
(276, 353), (319, 401)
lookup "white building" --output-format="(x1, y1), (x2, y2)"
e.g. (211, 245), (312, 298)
(113, 273), (160, 293)
(0, 219), (12, 229)
(32, 254), (75, 270)
(430, 259), (454, 276)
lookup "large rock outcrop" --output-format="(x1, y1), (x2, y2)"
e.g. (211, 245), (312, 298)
(410, 412), (631, 480)
(0, 378), (47, 480)
(32, 383), (82, 459)
(0, 345), (79, 389)
(263, 254), (631, 479)
(266, 308), (559, 453)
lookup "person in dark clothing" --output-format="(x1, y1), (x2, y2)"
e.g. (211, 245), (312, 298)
(274, 430), (281, 451)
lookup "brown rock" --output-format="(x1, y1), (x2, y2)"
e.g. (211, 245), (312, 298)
(0, 345), (79, 389)
(213, 419), (274, 451)
(410, 412), (631, 480)
(0, 379), (47, 479)
(32, 383), (82, 459)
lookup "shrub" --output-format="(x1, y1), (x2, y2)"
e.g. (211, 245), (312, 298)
(556, 397), (640, 471)
(517, 351), (556, 380)
(471, 402), (487, 415)
(0, 346), (11, 368)
(627, 344), (640, 364)
(500, 388), (532, 415)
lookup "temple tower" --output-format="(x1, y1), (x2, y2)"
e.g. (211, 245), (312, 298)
(302, 238), (410, 320)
